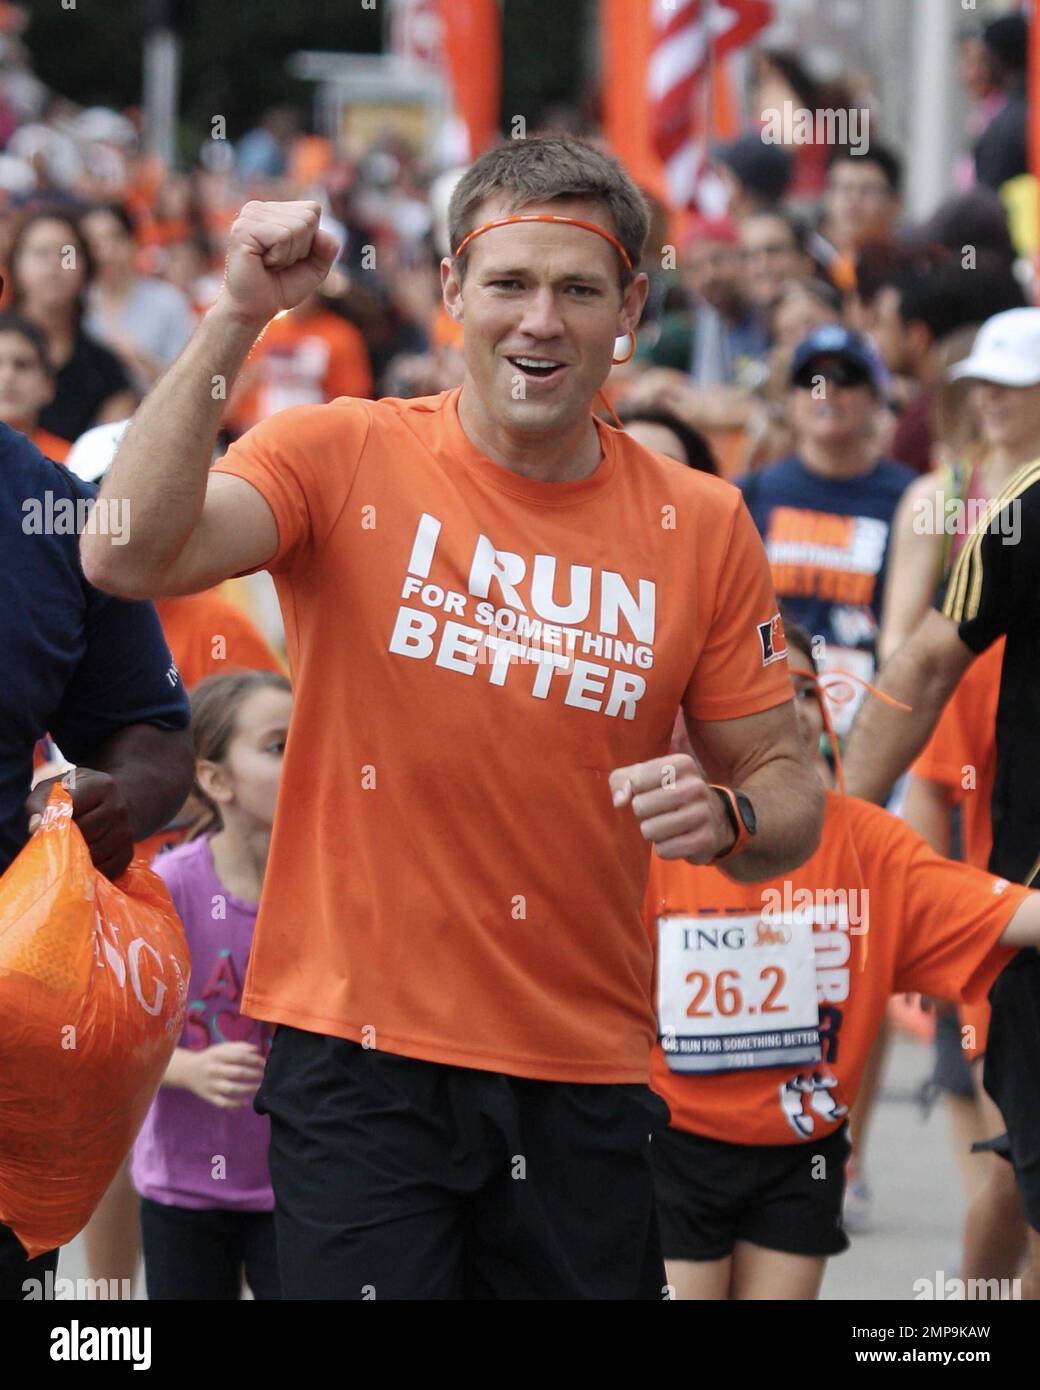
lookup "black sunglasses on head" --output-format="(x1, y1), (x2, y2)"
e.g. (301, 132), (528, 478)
(793, 359), (872, 391)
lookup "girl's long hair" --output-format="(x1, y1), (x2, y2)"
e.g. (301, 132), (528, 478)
(187, 670), (291, 839)
(7, 207), (96, 320)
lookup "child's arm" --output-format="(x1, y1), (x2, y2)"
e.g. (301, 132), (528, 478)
(901, 774), (953, 857)
(161, 1047), (199, 1092)
(998, 893), (1040, 949)
(159, 1042), (265, 1109)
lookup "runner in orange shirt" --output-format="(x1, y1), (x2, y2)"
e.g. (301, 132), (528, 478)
(646, 626), (1033, 1300)
(83, 137), (824, 1300)
(227, 288), (372, 434)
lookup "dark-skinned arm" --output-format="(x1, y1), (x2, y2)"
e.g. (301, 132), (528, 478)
(26, 724), (194, 880)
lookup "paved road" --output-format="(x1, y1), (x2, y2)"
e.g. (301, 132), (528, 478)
(52, 1031), (975, 1302)
(822, 1031), (967, 1301)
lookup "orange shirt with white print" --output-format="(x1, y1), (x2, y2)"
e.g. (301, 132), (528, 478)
(229, 307), (372, 433)
(645, 790), (1024, 1145)
(211, 386), (792, 1082)
(911, 638), (1004, 1056)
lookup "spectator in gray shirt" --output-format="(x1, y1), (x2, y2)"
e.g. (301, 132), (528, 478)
(82, 202), (197, 393)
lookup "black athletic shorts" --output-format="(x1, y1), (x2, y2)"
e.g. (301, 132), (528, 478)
(650, 1121), (851, 1261)
(255, 1026), (670, 1300)
(983, 949), (1040, 1233)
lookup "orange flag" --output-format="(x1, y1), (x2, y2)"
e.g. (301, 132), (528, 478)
(438, 0), (501, 156)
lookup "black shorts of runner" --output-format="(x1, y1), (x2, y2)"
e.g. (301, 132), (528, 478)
(255, 1026), (671, 1300)
(650, 1121), (851, 1261)
(983, 949), (1040, 1233)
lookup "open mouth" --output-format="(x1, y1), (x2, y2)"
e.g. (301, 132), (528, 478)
(506, 355), (568, 385)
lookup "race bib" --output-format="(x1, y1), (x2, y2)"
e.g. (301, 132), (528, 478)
(657, 912), (821, 1073)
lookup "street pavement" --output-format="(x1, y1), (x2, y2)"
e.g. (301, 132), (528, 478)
(822, 1031), (967, 1301)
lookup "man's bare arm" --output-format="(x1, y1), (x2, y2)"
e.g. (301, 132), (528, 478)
(81, 201), (339, 599)
(685, 699), (825, 882)
(843, 608), (976, 805)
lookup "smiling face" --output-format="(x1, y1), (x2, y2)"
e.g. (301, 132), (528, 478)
(790, 353), (878, 447)
(441, 197), (647, 442)
(971, 380), (1040, 453)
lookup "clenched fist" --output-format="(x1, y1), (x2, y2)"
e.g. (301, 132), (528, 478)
(609, 754), (735, 863)
(220, 200), (340, 326)
(26, 768), (134, 881)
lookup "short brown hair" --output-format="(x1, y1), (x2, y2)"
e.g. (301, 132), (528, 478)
(448, 135), (650, 289)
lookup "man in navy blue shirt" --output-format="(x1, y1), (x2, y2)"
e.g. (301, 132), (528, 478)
(0, 424), (193, 1298)
(740, 325), (915, 736)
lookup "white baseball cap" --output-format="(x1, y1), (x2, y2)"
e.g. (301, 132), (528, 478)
(948, 307), (1040, 387)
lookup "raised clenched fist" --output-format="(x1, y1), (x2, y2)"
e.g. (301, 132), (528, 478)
(220, 200), (341, 327)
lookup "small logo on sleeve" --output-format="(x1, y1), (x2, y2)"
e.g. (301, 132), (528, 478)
(757, 613), (788, 666)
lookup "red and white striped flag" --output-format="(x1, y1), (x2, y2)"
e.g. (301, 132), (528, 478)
(648, 0), (772, 209)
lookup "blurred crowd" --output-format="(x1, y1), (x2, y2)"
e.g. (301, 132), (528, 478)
(0, 6), (1031, 699)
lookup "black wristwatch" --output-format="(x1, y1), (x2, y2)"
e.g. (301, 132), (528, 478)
(709, 785), (757, 862)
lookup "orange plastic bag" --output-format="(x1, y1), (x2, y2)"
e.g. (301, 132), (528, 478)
(0, 784), (190, 1257)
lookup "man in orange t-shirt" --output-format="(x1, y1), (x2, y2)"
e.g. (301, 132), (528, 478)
(646, 630), (1030, 1300)
(83, 138), (824, 1300)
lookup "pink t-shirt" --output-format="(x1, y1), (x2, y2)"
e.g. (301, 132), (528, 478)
(131, 836), (274, 1211)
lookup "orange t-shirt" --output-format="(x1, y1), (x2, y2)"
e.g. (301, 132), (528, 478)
(211, 386), (792, 1082)
(28, 427), (71, 463)
(912, 638), (1003, 871)
(911, 638), (1004, 1056)
(134, 591), (283, 864)
(230, 309), (373, 434)
(645, 791), (1024, 1144)
(154, 590), (283, 692)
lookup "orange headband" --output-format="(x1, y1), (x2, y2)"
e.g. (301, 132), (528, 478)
(453, 214), (635, 273)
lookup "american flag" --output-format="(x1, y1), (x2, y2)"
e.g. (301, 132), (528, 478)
(649, 0), (772, 208)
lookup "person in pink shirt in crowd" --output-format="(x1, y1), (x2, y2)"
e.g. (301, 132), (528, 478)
(131, 670), (291, 1300)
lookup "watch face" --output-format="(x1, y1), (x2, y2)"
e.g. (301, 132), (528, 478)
(735, 792), (757, 836)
